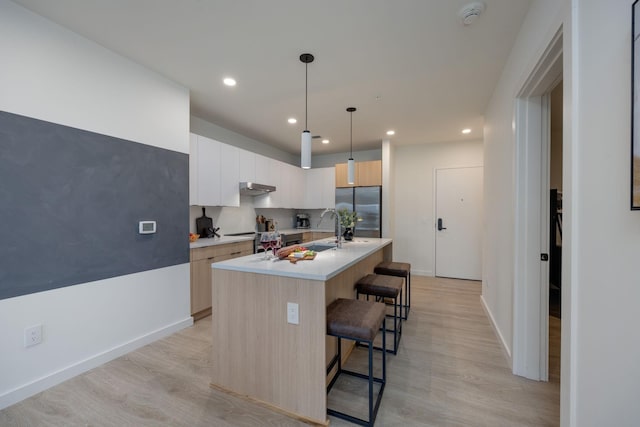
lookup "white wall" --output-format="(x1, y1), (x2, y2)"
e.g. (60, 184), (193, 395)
(393, 140), (483, 276)
(191, 116), (298, 165)
(482, 0), (567, 365)
(0, 1), (191, 409)
(312, 148), (382, 168)
(381, 139), (395, 239)
(572, 1), (640, 425)
(484, 0), (640, 425)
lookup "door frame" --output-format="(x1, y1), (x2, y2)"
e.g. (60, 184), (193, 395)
(433, 165), (483, 279)
(513, 29), (562, 381)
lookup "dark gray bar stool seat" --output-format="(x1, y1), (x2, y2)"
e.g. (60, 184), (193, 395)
(374, 261), (411, 320)
(355, 274), (403, 355)
(326, 298), (387, 427)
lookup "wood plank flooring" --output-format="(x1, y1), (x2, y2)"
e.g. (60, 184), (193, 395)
(0, 276), (560, 426)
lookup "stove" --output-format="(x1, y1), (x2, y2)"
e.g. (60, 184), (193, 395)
(253, 231), (304, 253)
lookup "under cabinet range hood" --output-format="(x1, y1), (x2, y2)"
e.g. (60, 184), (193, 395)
(239, 182), (276, 196)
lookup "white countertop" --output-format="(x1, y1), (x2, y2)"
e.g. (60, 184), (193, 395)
(189, 228), (335, 249)
(275, 228), (335, 235)
(190, 229), (335, 249)
(211, 237), (392, 281)
(189, 235), (254, 249)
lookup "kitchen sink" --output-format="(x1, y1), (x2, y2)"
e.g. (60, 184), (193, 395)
(306, 243), (336, 252)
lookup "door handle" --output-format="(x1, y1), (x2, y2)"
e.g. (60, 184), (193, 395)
(437, 218), (447, 231)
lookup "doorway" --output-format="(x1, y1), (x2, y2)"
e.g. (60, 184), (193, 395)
(548, 81), (563, 385)
(513, 28), (563, 382)
(434, 166), (483, 280)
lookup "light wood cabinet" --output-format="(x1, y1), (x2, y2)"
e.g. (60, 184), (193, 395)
(313, 231), (334, 241)
(335, 160), (381, 187)
(190, 240), (253, 320)
(357, 160), (382, 186)
(334, 162), (354, 188)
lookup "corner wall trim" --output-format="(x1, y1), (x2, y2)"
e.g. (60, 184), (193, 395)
(0, 317), (193, 410)
(480, 295), (512, 367)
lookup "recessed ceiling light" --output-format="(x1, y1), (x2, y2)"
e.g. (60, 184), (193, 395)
(223, 77), (236, 86)
(462, 128), (472, 134)
(386, 130), (395, 136)
(322, 139), (330, 144)
(288, 118), (297, 124)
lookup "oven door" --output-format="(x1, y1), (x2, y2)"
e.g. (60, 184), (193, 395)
(282, 233), (303, 247)
(254, 233), (263, 254)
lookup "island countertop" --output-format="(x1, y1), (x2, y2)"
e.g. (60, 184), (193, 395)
(211, 237), (392, 281)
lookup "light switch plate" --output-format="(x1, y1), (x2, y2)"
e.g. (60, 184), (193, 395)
(287, 302), (299, 325)
(24, 324), (43, 347)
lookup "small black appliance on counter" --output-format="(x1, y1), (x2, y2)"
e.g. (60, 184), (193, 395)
(296, 213), (310, 229)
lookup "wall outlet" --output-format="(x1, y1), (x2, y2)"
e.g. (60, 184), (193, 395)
(24, 324), (43, 348)
(287, 302), (299, 325)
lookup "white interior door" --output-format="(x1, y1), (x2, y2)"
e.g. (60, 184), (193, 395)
(435, 166), (483, 280)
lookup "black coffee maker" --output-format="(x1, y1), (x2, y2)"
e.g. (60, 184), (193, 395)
(296, 213), (310, 229)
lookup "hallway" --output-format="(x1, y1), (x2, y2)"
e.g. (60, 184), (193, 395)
(0, 276), (560, 426)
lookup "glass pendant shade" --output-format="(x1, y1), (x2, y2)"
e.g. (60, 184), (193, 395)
(347, 157), (355, 184)
(301, 130), (311, 169)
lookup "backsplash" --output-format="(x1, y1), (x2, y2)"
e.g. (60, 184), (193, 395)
(189, 198), (332, 235)
(189, 196), (257, 235)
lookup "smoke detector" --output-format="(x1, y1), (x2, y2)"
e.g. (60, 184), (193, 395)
(459, 1), (486, 26)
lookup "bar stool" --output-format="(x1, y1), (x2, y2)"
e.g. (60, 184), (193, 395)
(326, 298), (387, 427)
(374, 261), (411, 320)
(355, 274), (403, 355)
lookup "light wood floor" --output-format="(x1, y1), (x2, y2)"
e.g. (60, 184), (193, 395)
(0, 276), (560, 426)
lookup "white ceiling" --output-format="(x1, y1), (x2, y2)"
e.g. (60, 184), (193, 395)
(13, 0), (531, 156)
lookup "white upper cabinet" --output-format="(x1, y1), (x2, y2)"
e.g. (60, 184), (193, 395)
(192, 135), (221, 206)
(189, 133), (239, 207)
(304, 167), (335, 209)
(189, 134), (199, 205)
(219, 143), (239, 207)
(254, 153), (270, 185)
(238, 148), (255, 182)
(191, 132), (333, 209)
(254, 158), (306, 208)
(253, 154), (278, 208)
(304, 168), (322, 209)
(289, 165), (304, 208)
(321, 166), (336, 208)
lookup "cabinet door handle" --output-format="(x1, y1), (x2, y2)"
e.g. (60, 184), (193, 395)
(230, 251), (242, 255)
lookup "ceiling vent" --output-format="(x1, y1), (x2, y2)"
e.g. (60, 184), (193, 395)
(459, 1), (486, 26)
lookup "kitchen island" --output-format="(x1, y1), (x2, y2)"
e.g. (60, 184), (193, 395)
(210, 237), (392, 425)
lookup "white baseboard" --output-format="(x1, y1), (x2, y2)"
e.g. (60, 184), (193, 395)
(480, 295), (512, 367)
(412, 269), (433, 277)
(0, 317), (193, 410)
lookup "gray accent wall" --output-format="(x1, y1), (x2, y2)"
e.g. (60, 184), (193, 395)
(0, 111), (189, 300)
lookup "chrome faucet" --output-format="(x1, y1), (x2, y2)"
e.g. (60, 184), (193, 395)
(318, 208), (343, 248)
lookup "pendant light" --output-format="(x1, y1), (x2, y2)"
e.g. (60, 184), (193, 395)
(300, 53), (314, 169)
(347, 107), (356, 184)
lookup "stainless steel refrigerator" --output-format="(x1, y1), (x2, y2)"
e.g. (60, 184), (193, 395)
(335, 186), (382, 238)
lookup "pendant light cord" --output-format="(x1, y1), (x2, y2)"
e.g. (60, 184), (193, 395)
(305, 62), (308, 131)
(350, 110), (353, 157)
